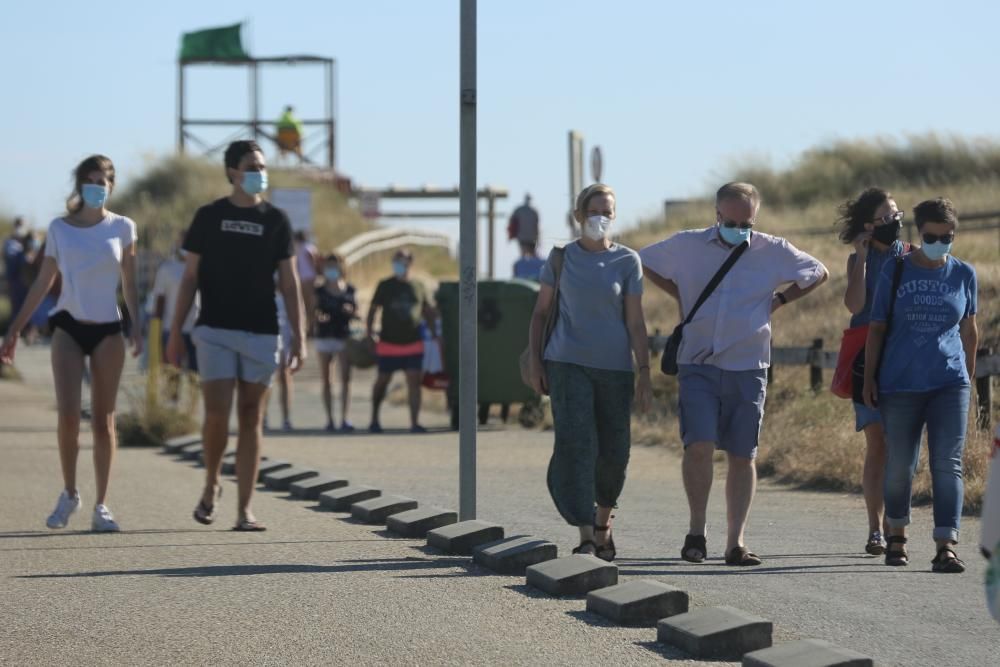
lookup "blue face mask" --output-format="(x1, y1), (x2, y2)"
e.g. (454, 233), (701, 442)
(81, 184), (108, 209)
(718, 223), (751, 246)
(392, 261), (408, 277)
(922, 241), (952, 261)
(324, 268), (341, 281)
(241, 170), (268, 195)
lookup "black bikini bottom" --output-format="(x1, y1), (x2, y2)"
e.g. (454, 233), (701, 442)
(49, 311), (123, 356)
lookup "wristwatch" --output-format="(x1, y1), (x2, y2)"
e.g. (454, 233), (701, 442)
(775, 292), (788, 305)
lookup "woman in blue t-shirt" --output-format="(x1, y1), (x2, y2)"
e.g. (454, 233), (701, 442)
(862, 197), (978, 573)
(314, 253), (357, 432)
(838, 187), (908, 556)
(527, 184), (653, 561)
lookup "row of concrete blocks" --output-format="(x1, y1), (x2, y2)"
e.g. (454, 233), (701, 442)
(160, 435), (874, 666)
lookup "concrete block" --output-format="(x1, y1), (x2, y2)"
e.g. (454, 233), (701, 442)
(350, 495), (418, 524)
(743, 639), (873, 667)
(289, 475), (349, 500)
(255, 460), (292, 483)
(177, 443), (203, 461)
(263, 467), (319, 491)
(657, 606), (772, 660)
(586, 579), (689, 627)
(318, 485), (381, 511)
(427, 520), (505, 556)
(472, 536), (557, 575)
(525, 555), (617, 597)
(163, 434), (200, 454)
(385, 507), (457, 538)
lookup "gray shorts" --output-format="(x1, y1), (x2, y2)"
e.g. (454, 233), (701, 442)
(678, 364), (767, 459)
(192, 325), (280, 386)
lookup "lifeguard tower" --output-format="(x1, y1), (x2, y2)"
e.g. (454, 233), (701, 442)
(176, 23), (337, 169)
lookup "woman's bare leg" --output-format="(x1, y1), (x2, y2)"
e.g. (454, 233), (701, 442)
(50, 330), (86, 494)
(88, 334), (125, 506)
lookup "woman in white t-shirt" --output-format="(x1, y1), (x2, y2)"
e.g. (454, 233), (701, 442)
(0, 155), (142, 532)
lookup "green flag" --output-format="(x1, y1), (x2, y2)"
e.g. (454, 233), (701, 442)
(179, 23), (249, 62)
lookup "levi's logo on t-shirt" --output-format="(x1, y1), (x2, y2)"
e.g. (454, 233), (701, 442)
(221, 220), (264, 236)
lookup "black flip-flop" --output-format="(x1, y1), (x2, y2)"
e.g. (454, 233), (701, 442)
(572, 540), (597, 555)
(232, 519), (267, 532)
(681, 534), (707, 563)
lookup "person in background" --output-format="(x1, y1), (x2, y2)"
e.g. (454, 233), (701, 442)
(837, 187), (909, 556)
(0, 155), (142, 532)
(276, 105), (304, 163)
(863, 197), (978, 573)
(149, 232), (199, 378)
(168, 140), (305, 532)
(513, 241), (546, 281)
(527, 183), (652, 560)
(366, 248), (436, 434)
(314, 253), (357, 432)
(508, 193), (540, 248)
(266, 292), (295, 432)
(3, 217), (28, 322)
(640, 182), (828, 567)
(294, 230), (320, 333)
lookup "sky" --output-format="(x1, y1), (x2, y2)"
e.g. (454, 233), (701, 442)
(2, 0), (999, 277)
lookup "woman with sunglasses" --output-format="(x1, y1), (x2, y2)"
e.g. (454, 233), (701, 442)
(862, 197), (978, 572)
(837, 188), (908, 556)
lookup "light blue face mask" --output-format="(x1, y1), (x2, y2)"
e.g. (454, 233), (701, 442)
(922, 241), (952, 261)
(392, 261), (408, 277)
(324, 268), (341, 281)
(241, 170), (268, 195)
(81, 184), (108, 209)
(718, 223), (751, 246)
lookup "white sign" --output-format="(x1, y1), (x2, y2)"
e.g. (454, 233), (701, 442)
(359, 191), (381, 219)
(270, 188), (313, 232)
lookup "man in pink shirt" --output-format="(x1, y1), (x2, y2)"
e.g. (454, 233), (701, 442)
(640, 182), (829, 566)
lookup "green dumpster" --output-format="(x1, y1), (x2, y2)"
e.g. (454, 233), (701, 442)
(436, 280), (542, 429)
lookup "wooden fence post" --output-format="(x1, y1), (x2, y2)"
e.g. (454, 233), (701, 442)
(977, 347), (993, 431)
(809, 338), (823, 391)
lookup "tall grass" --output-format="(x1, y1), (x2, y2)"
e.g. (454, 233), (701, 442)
(621, 136), (1000, 512)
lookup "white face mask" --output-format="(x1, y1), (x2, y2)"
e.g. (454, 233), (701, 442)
(584, 215), (613, 241)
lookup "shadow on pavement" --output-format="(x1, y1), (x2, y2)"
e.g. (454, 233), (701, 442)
(503, 583), (586, 600)
(1, 538), (386, 552)
(633, 640), (700, 662)
(19, 556), (470, 579)
(0, 528), (214, 540)
(564, 609), (619, 628)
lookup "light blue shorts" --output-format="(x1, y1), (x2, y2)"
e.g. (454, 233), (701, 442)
(192, 325), (280, 386)
(677, 364), (768, 460)
(853, 401), (882, 432)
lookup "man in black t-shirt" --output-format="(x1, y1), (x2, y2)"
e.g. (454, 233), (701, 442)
(167, 140), (305, 532)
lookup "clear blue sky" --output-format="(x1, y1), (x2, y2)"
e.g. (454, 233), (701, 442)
(2, 1), (998, 276)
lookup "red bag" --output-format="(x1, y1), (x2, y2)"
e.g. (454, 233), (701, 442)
(831, 325), (868, 398)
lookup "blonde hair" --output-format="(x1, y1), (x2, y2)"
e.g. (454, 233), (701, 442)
(715, 182), (760, 212)
(575, 183), (616, 216)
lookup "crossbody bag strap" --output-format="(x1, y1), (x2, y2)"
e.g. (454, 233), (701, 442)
(542, 247), (566, 340)
(682, 240), (749, 325)
(875, 256), (906, 380)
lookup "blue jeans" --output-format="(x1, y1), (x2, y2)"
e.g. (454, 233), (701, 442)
(880, 385), (970, 542)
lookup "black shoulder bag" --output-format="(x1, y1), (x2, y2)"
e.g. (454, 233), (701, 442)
(850, 256), (905, 403)
(660, 240), (749, 375)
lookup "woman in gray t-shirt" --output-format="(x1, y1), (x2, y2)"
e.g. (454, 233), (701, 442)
(527, 184), (652, 561)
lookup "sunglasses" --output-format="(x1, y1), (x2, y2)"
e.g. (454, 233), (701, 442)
(922, 232), (955, 244)
(874, 211), (905, 225)
(720, 219), (754, 230)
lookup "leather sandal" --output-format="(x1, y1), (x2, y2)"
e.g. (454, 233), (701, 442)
(594, 522), (616, 562)
(193, 485), (222, 525)
(725, 545), (762, 567)
(572, 540), (597, 555)
(931, 544), (965, 573)
(885, 535), (908, 566)
(681, 534), (707, 563)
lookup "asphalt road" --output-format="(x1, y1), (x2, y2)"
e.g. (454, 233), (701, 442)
(2, 343), (998, 666)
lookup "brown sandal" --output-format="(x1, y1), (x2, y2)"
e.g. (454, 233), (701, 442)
(931, 545), (965, 573)
(725, 545), (762, 566)
(885, 535), (908, 566)
(594, 523), (616, 562)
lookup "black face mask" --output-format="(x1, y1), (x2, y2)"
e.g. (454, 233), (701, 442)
(872, 220), (901, 245)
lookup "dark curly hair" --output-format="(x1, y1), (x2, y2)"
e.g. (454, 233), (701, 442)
(836, 187), (892, 244)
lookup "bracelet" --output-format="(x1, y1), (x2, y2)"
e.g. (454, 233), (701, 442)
(776, 292), (788, 305)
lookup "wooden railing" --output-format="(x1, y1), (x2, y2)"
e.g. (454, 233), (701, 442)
(648, 335), (998, 431)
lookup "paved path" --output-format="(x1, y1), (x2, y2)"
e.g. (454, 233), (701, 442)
(2, 344), (998, 665)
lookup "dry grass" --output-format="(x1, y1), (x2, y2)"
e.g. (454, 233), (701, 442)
(620, 181), (1000, 513)
(116, 370), (200, 447)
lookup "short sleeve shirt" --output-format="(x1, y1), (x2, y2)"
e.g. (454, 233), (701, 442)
(870, 254), (977, 393)
(639, 227), (827, 371)
(315, 283), (357, 340)
(45, 214), (137, 323)
(848, 241), (907, 329)
(371, 277), (429, 345)
(540, 242), (643, 372)
(183, 198), (294, 335)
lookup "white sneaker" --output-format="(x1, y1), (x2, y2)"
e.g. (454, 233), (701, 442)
(46, 490), (82, 529)
(91, 504), (121, 533)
